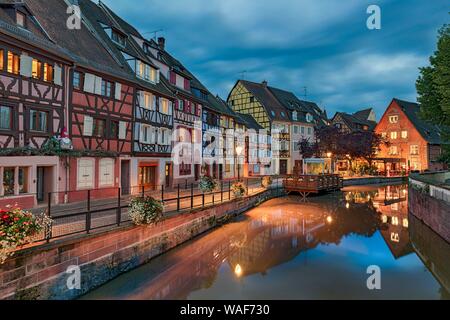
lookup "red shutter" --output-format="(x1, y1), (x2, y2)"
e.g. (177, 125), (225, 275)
(170, 71), (176, 84)
(184, 79), (190, 91)
(174, 99), (179, 110)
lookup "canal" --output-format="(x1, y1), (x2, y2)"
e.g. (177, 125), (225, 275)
(82, 184), (450, 300)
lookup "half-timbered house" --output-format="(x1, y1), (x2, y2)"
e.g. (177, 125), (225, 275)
(79, 0), (175, 190)
(0, 1), (72, 208)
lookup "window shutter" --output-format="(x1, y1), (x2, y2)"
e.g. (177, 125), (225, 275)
(83, 115), (93, 136)
(54, 65), (63, 86)
(168, 101), (173, 116)
(94, 76), (102, 95)
(84, 73), (96, 93)
(152, 95), (157, 110)
(151, 127), (156, 144)
(115, 83), (122, 100)
(156, 69), (160, 83)
(118, 121), (126, 140)
(20, 55), (32, 77)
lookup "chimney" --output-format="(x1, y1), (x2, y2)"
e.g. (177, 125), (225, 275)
(157, 37), (166, 51)
(262, 80), (268, 87)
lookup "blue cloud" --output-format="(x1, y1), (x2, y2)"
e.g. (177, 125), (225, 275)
(102, 0), (449, 119)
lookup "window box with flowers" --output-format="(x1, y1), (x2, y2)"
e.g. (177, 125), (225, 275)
(0, 206), (52, 264)
(231, 181), (247, 198)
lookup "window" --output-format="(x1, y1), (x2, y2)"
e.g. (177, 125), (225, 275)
(18, 167), (28, 194)
(101, 79), (113, 97)
(7, 51), (20, 74)
(140, 125), (154, 144)
(99, 158), (114, 187)
(307, 127), (312, 135)
(401, 131), (408, 139)
(93, 118), (106, 137)
(77, 159), (94, 189)
(111, 31), (126, 47)
(390, 132), (398, 140)
(73, 71), (82, 89)
(141, 92), (153, 110)
(306, 114), (313, 122)
(389, 115), (399, 124)
(43, 63), (53, 82)
(389, 146), (398, 155)
(293, 126), (299, 134)
(178, 99), (184, 111)
(0, 106), (12, 130)
(3, 168), (14, 196)
(381, 132), (387, 138)
(110, 120), (119, 139)
(292, 111), (297, 121)
(31, 59), (42, 79)
(0, 49), (3, 71)
(29, 109), (48, 132)
(160, 98), (169, 114)
(16, 11), (26, 28)
(301, 126), (305, 134)
(410, 145), (419, 155)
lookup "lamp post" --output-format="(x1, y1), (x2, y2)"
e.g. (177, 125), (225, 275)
(236, 145), (243, 181)
(326, 152), (333, 174)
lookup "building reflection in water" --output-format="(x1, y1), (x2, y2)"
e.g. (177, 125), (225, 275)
(82, 184), (449, 300)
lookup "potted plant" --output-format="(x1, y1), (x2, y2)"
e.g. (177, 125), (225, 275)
(0, 205), (52, 264)
(199, 176), (218, 193)
(128, 196), (164, 226)
(231, 181), (247, 198)
(261, 176), (273, 188)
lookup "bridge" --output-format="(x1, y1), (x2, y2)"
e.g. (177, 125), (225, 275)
(283, 175), (343, 200)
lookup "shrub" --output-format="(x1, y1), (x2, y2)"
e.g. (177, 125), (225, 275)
(231, 181), (247, 198)
(261, 176), (273, 188)
(128, 196), (164, 226)
(0, 206), (52, 264)
(199, 176), (218, 193)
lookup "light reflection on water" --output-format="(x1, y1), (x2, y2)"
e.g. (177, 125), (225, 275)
(82, 184), (450, 300)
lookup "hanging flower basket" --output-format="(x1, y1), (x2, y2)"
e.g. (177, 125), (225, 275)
(0, 206), (52, 264)
(128, 196), (164, 226)
(231, 181), (247, 198)
(261, 176), (273, 188)
(199, 176), (218, 193)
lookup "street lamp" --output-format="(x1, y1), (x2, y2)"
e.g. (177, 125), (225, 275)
(236, 145), (243, 180)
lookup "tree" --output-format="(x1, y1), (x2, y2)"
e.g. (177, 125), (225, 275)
(341, 131), (388, 166)
(417, 23), (450, 164)
(298, 138), (319, 159)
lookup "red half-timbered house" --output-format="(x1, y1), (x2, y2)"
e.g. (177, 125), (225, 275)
(0, 1), (72, 208)
(80, 0), (176, 191)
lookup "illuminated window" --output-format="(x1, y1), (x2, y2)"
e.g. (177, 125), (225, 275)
(18, 167), (28, 194)
(389, 146), (398, 155)
(390, 132), (398, 140)
(0, 49), (4, 71)
(389, 115), (399, 124)
(32, 59), (42, 79)
(43, 63), (53, 82)
(401, 131), (408, 139)
(410, 145), (419, 155)
(3, 168), (15, 196)
(160, 98), (169, 114)
(381, 132), (387, 138)
(7, 51), (20, 74)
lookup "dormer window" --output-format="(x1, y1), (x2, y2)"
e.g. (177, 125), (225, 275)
(292, 111), (298, 121)
(16, 11), (26, 28)
(306, 113), (313, 122)
(111, 30), (126, 47)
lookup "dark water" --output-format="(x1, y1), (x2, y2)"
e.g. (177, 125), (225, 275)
(82, 184), (450, 300)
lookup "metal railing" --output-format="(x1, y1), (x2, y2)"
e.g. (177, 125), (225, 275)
(31, 177), (284, 244)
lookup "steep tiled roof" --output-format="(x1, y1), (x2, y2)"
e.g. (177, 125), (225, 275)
(236, 113), (264, 130)
(353, 108), (373, 122)
(333, 111), (376, 132)
(393, 98), (444, 145)
(239, 80), (289, 122)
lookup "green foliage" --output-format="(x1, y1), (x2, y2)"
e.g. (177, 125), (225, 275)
(199, 176), (218, 193)
(128, 196), (163, 226)
(417, 24), (450, 164)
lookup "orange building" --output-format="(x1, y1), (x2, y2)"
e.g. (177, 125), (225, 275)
(374, 98), (446, 174)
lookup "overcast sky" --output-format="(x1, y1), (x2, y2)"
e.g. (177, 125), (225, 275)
(102, 0), (449, 120)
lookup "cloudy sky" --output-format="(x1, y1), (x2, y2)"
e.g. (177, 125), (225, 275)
(102, 0), (449, 119)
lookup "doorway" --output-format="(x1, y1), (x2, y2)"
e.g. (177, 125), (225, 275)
(139, 165), (157, 190)
(121, 160), (130, 195)
(165, 162), (173, 188)
(280, 160), (288, 176)
(36, 166), (52, 203)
